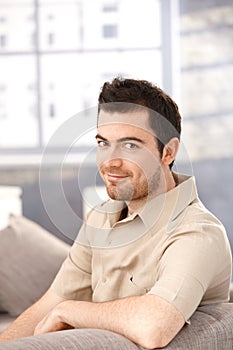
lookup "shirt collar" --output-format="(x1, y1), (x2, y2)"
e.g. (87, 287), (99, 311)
(137, 173), (198, 231)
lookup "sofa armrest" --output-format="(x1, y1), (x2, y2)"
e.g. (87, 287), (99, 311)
(164, 303), (233, 349)
(0, 329), (139, 350)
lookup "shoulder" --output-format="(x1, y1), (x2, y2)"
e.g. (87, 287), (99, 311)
(165, 197), (231, 257)
(174, 198), (226, 235)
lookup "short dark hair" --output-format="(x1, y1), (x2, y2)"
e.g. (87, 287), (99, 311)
(98, 77), (182, 168)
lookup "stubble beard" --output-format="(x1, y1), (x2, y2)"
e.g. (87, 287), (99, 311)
(105, 165), (161, 202)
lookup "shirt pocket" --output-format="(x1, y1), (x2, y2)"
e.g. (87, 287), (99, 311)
(127, 271), (153, 294)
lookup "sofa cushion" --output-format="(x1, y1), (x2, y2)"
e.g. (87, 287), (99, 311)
(0, 314), (15, 335)
(0, 215), (69, 316)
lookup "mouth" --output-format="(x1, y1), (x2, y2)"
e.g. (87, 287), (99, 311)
(105, 173), (129, 182)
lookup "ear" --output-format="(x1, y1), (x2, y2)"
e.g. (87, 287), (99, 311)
(161, 138), (179, 166)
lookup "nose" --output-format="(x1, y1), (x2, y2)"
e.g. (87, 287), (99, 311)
(97, 144), (123, 168)
(106, 156), (123, 168)
(105, 145), (124, 167)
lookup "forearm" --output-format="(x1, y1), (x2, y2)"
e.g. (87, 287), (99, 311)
(36, 294), (184, 349)
(0, 288), (65, 343)
(0, 303), (42, 343)
(61, 297), (143, 342)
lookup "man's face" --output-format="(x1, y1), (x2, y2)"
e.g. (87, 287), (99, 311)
(96, 108), (163, 202)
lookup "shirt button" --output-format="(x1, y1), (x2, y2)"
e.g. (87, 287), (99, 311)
(102, 276), (107, 283)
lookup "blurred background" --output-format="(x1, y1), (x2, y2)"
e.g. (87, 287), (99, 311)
(0, 0), (232, 253)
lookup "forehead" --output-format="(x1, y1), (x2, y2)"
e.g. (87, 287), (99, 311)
(98, 109), (155, 138)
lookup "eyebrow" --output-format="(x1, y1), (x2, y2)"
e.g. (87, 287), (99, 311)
(95, 134), (107, 141)
(95, 134), (146, 144)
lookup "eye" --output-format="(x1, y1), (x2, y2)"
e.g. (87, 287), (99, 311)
(124, 142), (138, 150)
(97, 140), (108, 148)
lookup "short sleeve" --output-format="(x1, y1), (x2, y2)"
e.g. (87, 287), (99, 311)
(51, 224), (92, 301)
(148, 225), (231, 321)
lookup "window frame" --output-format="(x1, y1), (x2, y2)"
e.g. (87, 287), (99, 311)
(0, 0), (179, 164)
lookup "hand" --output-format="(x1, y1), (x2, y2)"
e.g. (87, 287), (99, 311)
(34, 305), (73, 336)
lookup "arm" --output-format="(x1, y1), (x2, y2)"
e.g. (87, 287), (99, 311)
(0, 287), (66, 343)
(34, 293), (185, 349)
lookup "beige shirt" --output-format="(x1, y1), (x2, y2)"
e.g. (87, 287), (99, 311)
(51, 173), (232, 321)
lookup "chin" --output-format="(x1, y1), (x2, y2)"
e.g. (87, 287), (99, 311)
(105, 180), (137, 201)
(106, 189), (121, 201)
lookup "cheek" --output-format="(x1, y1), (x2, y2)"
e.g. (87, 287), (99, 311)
(96, 149), (107, 168)
(130, 151), (160, 177)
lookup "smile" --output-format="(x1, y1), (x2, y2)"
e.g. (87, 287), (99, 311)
(106, 173), (129, 182)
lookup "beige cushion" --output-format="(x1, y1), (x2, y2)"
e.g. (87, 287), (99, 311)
(0, 215), (69, 316)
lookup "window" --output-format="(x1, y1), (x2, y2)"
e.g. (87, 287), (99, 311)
(102, 3), (118, 12)
(49, 103), (55, 118)
(0, 16), (6, 23)
(0, 34), (7, 48)
(47, 32), (55, 46)
(0, 0), (176, 159)
(102, 24), (118, 38)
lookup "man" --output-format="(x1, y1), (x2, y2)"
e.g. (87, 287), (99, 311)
(0, 78), (232, 349)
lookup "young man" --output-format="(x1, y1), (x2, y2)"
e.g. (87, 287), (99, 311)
(0, 78), (232, 349)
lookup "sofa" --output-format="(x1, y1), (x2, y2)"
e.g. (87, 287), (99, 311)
(0, 214), (233, 350)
